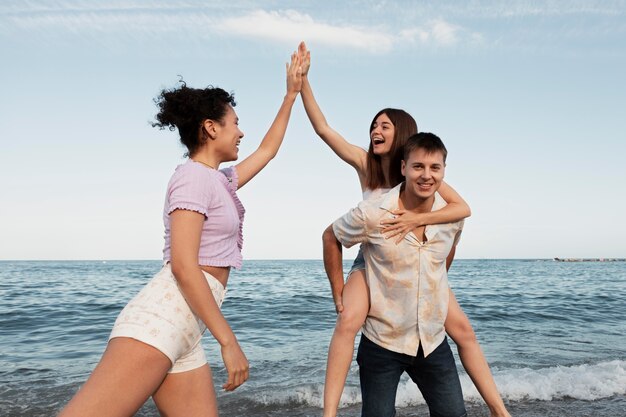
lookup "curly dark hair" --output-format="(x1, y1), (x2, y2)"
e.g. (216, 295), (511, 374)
(152, 80), (236, 157)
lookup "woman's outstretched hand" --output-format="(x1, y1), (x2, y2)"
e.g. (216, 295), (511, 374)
(380, 209), (424, 244)
(298, 41), (311, 76)
(286, 51), (303, 95)
(221, 340), (249, 391)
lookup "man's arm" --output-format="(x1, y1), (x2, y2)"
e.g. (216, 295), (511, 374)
(446, 245), (457, 271)
(322, 224), (345, 313)
(324, 204), (369, 312)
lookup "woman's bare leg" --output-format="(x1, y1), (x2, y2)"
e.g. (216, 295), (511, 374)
(445, 290), (511, 417)
(153, 364), (218, 417)
(323, 269), (370, 417)
(58, 337), (172, 417)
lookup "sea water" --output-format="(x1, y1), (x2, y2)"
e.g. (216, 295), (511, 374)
(1, 259), (625, 416)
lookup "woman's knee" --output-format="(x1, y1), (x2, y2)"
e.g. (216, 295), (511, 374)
(448, 320), (477, 347)
(335, 307), (366, 334)
(446, 293), (478, 348)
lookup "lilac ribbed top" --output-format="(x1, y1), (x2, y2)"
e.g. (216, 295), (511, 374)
(162, 160), (246, 269)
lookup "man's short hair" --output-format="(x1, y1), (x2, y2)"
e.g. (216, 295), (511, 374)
(403, 132), (448, 163)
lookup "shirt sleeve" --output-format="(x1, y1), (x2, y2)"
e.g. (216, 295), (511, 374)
(219, 166), (239, 192)
(167, 166), (213, 217)
(452, 220), (464, 247)
(332, 203), (369, 248)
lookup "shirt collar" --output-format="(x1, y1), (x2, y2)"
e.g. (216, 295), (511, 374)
(379, 183), (446, 243)
(379, 183), (403, 212)
(426, 193), (446, 241)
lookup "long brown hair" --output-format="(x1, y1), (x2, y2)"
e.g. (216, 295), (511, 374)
(365, 108), (418, 190)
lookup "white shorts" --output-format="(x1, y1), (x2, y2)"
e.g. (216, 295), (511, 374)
(109, 264), (226, 373)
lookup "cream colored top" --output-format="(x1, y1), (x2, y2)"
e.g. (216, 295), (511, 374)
(332, 183), (463, 357)
(362, 187), (390, 201)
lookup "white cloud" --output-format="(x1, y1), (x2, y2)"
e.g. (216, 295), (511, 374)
(478, 1), (625, 18)
(430, 19), (460, 45)
(1, 4), (480, 53)
(216, 10), (394, 53)
(398, 19), (482, 47)
(216, 10), (479, 52)
(403, 0), (626, 19)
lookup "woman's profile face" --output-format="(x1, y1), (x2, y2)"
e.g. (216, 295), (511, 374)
(370, 113), (396, 156)
(215, 105), (244, 162)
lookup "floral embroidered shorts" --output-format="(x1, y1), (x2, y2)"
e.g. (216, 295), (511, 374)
(109, 264), (226, 373)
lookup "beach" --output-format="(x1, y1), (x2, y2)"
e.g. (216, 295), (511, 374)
(1, 259), (624, 416)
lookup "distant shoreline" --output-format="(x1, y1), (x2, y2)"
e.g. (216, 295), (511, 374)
(553, 257), (626, 262)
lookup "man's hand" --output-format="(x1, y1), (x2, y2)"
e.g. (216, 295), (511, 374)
(323, 224), (346, 315)
(333, 287), (345, 313)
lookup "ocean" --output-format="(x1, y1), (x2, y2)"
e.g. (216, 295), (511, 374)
(0, 259), (625, 416)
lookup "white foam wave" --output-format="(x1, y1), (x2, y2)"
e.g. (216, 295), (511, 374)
(396, 359), (626, 406)
(250, 360), (626, 408)
(471, 360), (626, 403)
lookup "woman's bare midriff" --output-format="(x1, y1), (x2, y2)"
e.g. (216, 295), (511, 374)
(200, 265), (230, 288)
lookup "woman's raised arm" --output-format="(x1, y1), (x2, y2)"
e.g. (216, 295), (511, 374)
(299, 42), (367, 173)
(235, 52), (302, 189)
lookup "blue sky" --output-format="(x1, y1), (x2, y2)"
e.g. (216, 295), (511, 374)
(1, 0), (625, 260)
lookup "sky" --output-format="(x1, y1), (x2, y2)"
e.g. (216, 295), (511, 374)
(1, 0), (625, 261)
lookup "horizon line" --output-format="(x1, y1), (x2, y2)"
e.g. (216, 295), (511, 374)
(0, 258), (586, 262)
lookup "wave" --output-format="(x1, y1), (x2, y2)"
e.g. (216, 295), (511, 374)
(245, 360), (626, 408)
(471, 359), (626, 402)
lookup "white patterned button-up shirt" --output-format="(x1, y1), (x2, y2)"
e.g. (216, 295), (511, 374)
(332, 184), (463, 357)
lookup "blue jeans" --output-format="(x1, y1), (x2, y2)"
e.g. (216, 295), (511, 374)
(357, 335), (467, 417)
(348, 245), (366, 277)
